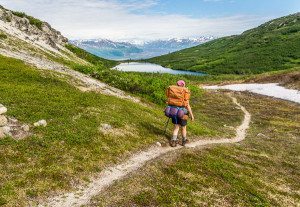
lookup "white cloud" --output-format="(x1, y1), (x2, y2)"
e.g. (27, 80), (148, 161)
(0, 0), (269, 40)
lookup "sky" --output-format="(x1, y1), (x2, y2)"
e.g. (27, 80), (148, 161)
(0, 0), (299, 41)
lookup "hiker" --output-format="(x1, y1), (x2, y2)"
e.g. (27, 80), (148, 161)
(165, 80), (194, 147)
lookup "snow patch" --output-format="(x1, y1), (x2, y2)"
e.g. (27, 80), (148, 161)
(204, 83), (300, 104)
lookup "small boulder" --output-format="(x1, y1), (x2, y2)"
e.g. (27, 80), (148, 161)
(21, 124), (30, 132)
(0, 128), (4, 138)
(101, 124), (112, 131)
(0, 115), (8, 126)
(0, 104), (7, 115)
(156, 142), (162, 147)
(257, 133), (267, 138)
(2, 126), (11, 136)
(8, 117), (18, 123)
(34, 119), (47, 127)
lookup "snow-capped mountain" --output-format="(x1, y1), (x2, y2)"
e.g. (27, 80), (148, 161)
(70, 36), (215, 60)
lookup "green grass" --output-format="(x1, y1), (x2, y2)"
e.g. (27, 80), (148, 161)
(66, 44), (201, 105)
(148, 13), (300, 75)
(88, 93), (300, 207)
(0, 55), (163, 206)
(0, 54), (245, 206)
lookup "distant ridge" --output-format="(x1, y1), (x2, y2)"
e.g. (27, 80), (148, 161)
(147, 13), (300, 74)
(70, 36), (215, 60)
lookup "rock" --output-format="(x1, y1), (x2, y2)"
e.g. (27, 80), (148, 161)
(21, 124), (30, 132)
(0, 7), (68, 49)
(8, 117), (18, 123)
(101, 124), (112, 131)
(2, 126), (11, 136)
(0, 104), (7, 115)
(257, 133), (267, 138)
(0, 128), (4, 138)
(34, 119), (47, 127)
(156, 142), (162, 147)
(0, 115), (8, 126)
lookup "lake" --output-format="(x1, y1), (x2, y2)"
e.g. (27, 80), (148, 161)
(113, 62), (205, 76)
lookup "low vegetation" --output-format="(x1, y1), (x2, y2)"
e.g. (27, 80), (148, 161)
(11, 11), (43, 30)
(148, 13), (300, 75)
(0, 32), (7, 39)
(1, 6), (299, 206)
(88, 93), (300, 207)
(0, 55), (244, 206)
(67, 44), (200, 105)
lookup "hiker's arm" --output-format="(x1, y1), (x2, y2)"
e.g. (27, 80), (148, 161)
(187, 104), (194, 121)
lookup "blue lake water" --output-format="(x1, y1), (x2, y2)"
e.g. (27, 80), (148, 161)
(113, 62), (205, 76)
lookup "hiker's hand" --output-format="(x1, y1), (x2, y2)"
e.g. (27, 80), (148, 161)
(190, 115), (195, 122)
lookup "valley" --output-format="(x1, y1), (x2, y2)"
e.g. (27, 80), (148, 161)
(0, 5), (299, 207)
(70, 37), (214, 60)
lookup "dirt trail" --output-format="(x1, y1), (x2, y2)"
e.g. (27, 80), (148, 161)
(39, 94), (251, 207)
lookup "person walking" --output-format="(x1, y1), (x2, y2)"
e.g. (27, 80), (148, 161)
(166, 80), (194, 147)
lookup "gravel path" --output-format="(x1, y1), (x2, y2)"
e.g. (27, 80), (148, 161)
(39, 94), (251, 207)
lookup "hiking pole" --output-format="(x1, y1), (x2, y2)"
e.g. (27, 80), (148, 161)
(164, 118), (170, 135)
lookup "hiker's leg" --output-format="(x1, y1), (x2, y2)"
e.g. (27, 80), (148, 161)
(182, 125), (187, 141)
(172, 124), (180, 140)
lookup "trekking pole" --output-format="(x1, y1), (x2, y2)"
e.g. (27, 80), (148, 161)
(164, 118), (170, 135)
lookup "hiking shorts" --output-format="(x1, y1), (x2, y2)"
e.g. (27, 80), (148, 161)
(172, 117), (187, 127)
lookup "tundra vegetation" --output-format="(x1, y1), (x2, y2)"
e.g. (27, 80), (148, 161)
(0, 8), (299, 207)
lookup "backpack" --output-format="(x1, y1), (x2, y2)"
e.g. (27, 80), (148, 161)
(164, 106), (187, 119)
(166, 85), (190, 107)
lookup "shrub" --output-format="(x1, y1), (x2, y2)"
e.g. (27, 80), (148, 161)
(0, 33), (7, 39)
(27, 16), (43, 30)
(12, 11), (43, 30)
(12, 11), (26, 18)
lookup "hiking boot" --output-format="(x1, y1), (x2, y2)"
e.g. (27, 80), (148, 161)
(181, 139), (188, 146)
(170, 140), (177, 147)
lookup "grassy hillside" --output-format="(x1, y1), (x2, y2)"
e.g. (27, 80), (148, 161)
(1, 6), (299, 206)
(0, 55), (246, 206)
(148, 13), (300, 75)
(88, 93), (300, 207)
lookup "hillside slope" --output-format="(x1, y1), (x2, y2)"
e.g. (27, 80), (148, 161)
(148, 13), (300, 74)
(0, 6), (247, 206)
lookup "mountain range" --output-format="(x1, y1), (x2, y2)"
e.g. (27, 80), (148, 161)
(148, 13), (300, 74)
(70, 37), (215, 60)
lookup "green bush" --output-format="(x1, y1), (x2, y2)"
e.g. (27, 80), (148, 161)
(12, 11), (26, 18)
(0, 33), (7, 39)
(12, 11), (43, 30)
(27, 16), (43, 30)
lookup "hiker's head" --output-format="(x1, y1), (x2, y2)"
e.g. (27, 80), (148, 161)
(177, 80), (186, 87)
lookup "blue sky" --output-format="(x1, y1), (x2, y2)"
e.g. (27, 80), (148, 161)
(143, 0), (299, 17)
(0, 0), (299, 40)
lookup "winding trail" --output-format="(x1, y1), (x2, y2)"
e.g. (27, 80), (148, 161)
(40, 94), (251, 207)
